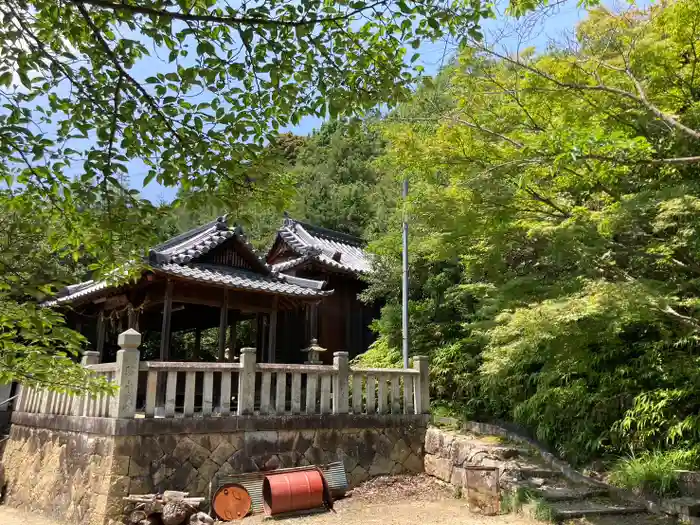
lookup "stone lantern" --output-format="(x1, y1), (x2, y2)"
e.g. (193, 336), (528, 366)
(302, 338), (326, 365)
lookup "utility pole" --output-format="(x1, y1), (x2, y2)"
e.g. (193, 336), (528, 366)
(401, 176), (410, 369)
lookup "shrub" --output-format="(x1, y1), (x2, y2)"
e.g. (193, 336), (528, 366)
(609, 450), (700, 497)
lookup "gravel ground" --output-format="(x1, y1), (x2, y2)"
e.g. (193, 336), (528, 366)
(244, 475), (541, 525)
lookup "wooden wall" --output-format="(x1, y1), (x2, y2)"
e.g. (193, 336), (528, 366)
(290, 269), (377, 362)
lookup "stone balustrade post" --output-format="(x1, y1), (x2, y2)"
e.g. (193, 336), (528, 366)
(413, 356), (430, 414)
(81, 351), (100, 366)
(111, 329), (141, 419)
(333, 351), (349, 414)
(237, 347), (257, 415)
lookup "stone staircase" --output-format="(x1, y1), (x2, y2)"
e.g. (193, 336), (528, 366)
(423, 426), (677, 523)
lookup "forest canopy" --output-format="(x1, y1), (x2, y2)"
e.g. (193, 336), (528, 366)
(362, 0), (700, 467)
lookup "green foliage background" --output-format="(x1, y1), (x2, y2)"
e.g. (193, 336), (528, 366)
(359, 0), (700, 469)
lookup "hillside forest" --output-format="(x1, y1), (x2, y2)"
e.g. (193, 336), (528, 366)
(4, 0), (700, 490)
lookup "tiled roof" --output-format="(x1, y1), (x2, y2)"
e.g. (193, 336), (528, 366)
(272, 217), (373, 275)
(270, 252), (317, 273)
(43, 265), (139, 307)
(45, 216), (330, 306)
(156, 264), (330, 297)
(43, 280), (109, 307)
(150, 215), (267, 269)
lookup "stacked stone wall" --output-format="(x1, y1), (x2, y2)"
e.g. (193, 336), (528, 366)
(3, 424), (115, 525)
(3, 414), (427, 525)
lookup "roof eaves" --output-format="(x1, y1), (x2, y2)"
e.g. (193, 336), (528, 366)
(155, 263), (332, 298)
(42, 280), (109, 307)
(317, 253), (371, 275)
(281, 273), (326, 291)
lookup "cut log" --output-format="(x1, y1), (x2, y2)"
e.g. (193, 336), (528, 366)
(162, 500), (195, 525)
(124, 495), (158, 503)
(163, 491), (189, 503)
(188, 512), (214, 525)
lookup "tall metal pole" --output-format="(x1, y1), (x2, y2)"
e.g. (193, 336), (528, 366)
(401, 177), (410, 369)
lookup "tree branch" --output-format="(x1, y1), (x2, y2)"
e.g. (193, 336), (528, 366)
(476, 43), (700, 143)
(71, 0), (184, 143)
(625, 68), (700, 141)
(394, 115), (525, 148)
(1, 1), (105, 109)
(77, 0), (389, 28)
(104, 73), (123, 181)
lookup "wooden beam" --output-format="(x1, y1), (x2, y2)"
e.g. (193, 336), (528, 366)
(159, 279), (173, 361)
(96, 309), (106, 363)
(268, 297), (278, 363)
(218, 289), (229, 361)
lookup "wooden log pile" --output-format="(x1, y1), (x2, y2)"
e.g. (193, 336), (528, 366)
(124, 491), (213, 525)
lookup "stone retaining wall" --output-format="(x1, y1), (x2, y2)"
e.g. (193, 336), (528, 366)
(3, 424), (115, 525)
(3, 413), (428, 525)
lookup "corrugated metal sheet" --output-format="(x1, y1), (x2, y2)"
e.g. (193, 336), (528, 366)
(323, 461), (349, 498)
(211, 462), (347, 515)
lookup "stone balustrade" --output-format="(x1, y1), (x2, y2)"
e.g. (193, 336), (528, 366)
(14, 329), (430, 420)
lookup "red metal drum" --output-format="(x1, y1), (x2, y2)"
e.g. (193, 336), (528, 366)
(212, 483), (252, 521)
(262, 468), (331, 516)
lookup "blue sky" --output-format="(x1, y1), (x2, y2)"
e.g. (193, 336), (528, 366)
(133, 0), (594, 203)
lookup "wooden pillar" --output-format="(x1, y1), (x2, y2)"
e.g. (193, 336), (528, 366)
(256, 313), (267, 363)
(310, 302), (319, 344)
(127, 303), (136, 329)
(345, 290), (352, 352)
(228, 312), (238, 361)
(268, 297), (278, 363)
(193, 327), (201, 361)
(96, 309), (106, 363)
(218, 289), (229, 361)
(159, 279), (173, 361)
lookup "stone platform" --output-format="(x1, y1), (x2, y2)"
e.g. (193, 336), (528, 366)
(3, 413), (428, 525)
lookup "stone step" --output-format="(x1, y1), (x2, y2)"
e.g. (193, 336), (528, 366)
(533, 485), (609, 502)
(551, 499), (647, 521)
(559, 513), (677, 524)
(659, 496), (700, 518)
(514, 467), (562, 479)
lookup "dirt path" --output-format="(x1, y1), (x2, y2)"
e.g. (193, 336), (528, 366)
(0, 475), (541, 525)
(248, 475), (540, 525)
(0, 501), (540, 525)
(246, 498), (540, 525)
